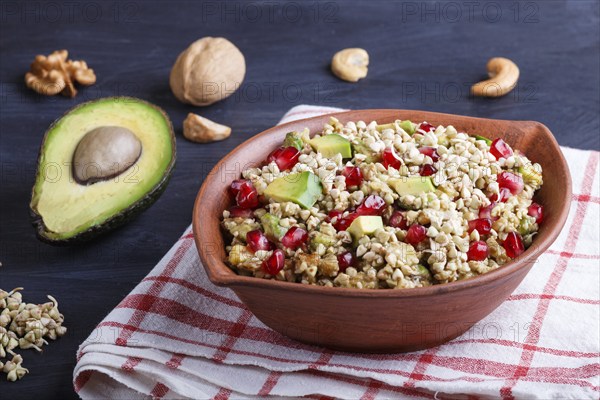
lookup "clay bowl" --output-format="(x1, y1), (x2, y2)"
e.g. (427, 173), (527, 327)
(193, 109), (571, 353)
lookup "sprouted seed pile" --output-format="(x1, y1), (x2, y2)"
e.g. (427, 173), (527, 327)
(0, 287), (66, 381)
(221, 117), (544, 289)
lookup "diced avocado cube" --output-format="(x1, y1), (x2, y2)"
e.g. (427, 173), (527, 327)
(414, 264), (432, 278)
(518, 164), (543, 187)
(309, 231), (337, 250)
(399, 120), (416, 135)
(309, 134), (352, 158)
(412, 264), (433, 285)
(260, 213), (288, 240)
(397, 197), (420, 211)
(376, 123), (395, 132)
(437, 135), (450, 147)
(283, 131), (304, 151)
(227, 221), (261, 241)
(347, 216), (383, 242)
(264, 171), (322, 209)
(351, 140), (378, 163)
(228, 244), (253, 266)
(518, 216), (535, 235)
(388, 176), (436, 196)
(475, 135), (492, 145)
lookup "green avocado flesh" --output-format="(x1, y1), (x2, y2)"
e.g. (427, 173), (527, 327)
(347, 216), (383, 242)
(518, 164), (542, 186)
(388, 176), (436, 196)
(283, 131), (304, 151)
(399, 120), (416, 135)
(475, 135), (492, 145)
(260, 213), (288, 240)
(30, 97), (175, 243)
(309, 134), (352, 158)
(375, 123), (395, 132)
(264, 171), (322, 209)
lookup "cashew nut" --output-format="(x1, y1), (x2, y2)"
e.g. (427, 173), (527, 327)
(331, 48), (369, 82)
(471, 57), (519, 97)
(183, 113), (232, 143)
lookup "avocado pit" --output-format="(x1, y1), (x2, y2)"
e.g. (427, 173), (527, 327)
(72, 126), (142, 185)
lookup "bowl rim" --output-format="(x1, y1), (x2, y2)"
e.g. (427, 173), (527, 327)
(193, 109), (572, 299)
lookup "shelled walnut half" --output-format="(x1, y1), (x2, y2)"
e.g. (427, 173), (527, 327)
(25, 50), (96, 98)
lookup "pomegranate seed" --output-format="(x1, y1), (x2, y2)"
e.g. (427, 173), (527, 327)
(281, 226), (308, 249)
(388, 210), (409, 229)
(246, 230), (272, 252)
(503, 232), (525, 258)
(489, 187), (512, 203)
(405, 224), (428, 246)
(235, 181), (259, 209)
(267, 147), (282, 161)
(467, 241), (488, 261)
(342, 166), (363, 187)
(230, 179), (249, 197)
(419, 164), (437, 176)
(490, 138), (513, 160)
(418, 122), (435, 133)
(479, 203), (498, 220)
(528, 203), (544, 224)
(228, 206), (254, 219)
(267, 146), (300, 171)
(327, 209), (343, 222)
(419, 147), (440, 162)
(468, 218), (492, 235)
(382, 147), (402, 170)
(337, 251), (356, 272)
(262, 249), (285, 275)
(326, 210), (344, 226)
(356, 195), (386, 216)
(333, 212), (358, 231)
(498, 171), (524, 195)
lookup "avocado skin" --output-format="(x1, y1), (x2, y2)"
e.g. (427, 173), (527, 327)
(29, 97), (177, 245)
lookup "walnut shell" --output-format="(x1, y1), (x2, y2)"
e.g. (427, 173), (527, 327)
(169, 37), (245, 106)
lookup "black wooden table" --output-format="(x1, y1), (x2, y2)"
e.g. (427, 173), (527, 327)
(1, 1), (598, 398)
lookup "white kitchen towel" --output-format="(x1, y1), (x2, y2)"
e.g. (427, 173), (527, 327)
(74, 105), (600, 400)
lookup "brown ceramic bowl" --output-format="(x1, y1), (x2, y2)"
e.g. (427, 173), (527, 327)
(193, 109), (571, 353)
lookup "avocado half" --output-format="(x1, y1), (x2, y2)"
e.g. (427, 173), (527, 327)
(30, 97), (176, 245)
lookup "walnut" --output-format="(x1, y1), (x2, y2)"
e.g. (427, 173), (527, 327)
(169, 37), (245, 106)
(318, 254), (339, 277)
(294, 253), (320, 274)
(24, 50), (96, 98)
(183, 113), (232, 143)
